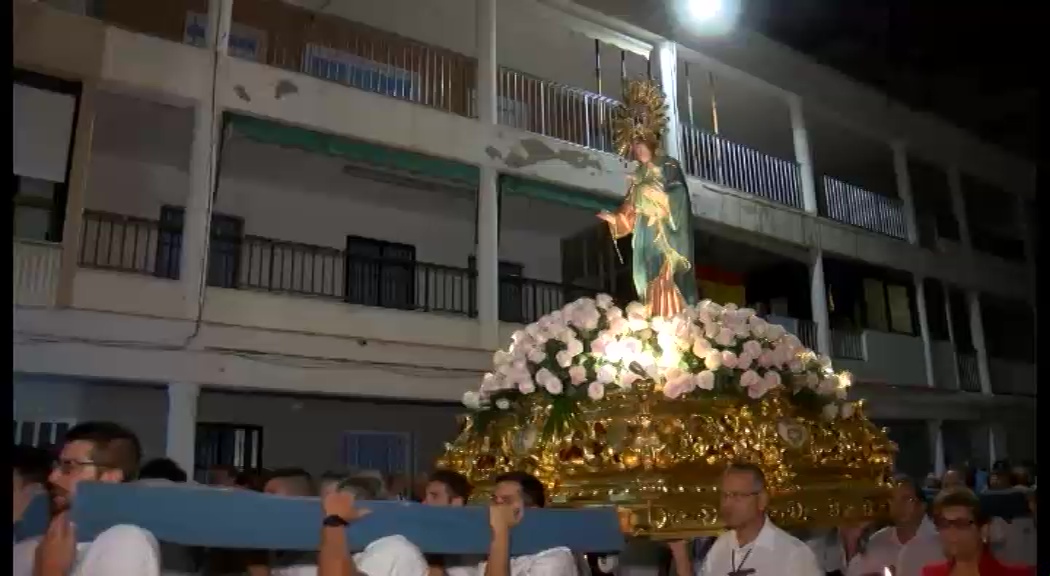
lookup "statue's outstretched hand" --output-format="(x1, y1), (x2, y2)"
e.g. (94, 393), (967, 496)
(597, 211), (616, 224)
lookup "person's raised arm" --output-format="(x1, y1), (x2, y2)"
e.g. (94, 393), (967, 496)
(318, 491), (370, 576)
(483, 504), (521, 576)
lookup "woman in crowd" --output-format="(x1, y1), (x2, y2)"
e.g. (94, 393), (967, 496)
(921, 487), (1034, 576)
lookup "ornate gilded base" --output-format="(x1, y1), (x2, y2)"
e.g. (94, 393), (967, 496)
(439, 383), (896, 539)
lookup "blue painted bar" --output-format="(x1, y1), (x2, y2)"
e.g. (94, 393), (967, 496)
(19, 483), (624, 555)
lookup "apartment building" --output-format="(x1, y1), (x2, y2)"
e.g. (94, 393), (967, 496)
(12, 0), (1035, 481)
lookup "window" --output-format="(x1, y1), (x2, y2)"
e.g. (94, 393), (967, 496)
(341, 431), (412, 478)
(13, 419), (75, 450)
(344, 236), (416, 309)
(12, 176), (62, 242)
(861, 277), (916, 335)
(194, 423), (263, 483)
(156, 205), (244, 287)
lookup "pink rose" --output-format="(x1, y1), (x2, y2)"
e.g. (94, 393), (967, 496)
(587, 381), (605, 400)
(569, 365), (587, 385)
(704, 350), (723, 370)
(742, 340), (763, 358)
(721, 350), (739, 369)
(715, 328), (736, 347)
(739, 369), (762, 389)
(695, 370), (716, 390)
(736, 352), (754, 371)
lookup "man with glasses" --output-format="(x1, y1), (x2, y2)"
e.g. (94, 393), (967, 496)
(699, 462), (822, 575)
(850, 474), (941, 576)
(13, 421), (162, 576)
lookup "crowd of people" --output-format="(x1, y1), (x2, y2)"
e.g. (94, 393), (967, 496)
(12, 421), (1039, 576)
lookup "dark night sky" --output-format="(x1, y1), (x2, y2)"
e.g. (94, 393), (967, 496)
(740, 0), (1038, 160)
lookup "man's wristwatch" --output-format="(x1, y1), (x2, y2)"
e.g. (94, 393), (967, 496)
(322, 514), (350, 527)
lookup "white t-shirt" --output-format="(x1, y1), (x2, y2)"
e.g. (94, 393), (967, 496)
(845, 517), (938, 576)
(13, 524), (162, 576)
(270, 534), (429, 576)
(699, 518), (822, 576)
(991, 517), (1037, 567)
(445, 546), (578, 576)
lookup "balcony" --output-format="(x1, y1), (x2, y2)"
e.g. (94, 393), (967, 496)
(821, 176), (907, 240)
(13, 239), (62, 307)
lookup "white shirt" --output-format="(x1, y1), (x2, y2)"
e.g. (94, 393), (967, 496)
(845, 517), (938, 576)
(446, 546), (578, 576)
(699, 517), (822, 576)
(991, 517), (1037, 567)
(270, 535), (429, 576)
(13, 524), (162, 576)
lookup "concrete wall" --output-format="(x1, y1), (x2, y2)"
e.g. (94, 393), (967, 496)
(836, 330), (928, 387)
(12, 374), (464, 476)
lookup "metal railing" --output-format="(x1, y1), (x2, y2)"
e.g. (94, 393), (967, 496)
(79, 211), (177, 277)
(495, 68), (618, 152)
(830, 329), (864, 360)
(680, 124), (803, 209)
(822, 176), (907, 240)
(956, 353), (982, 392)
(238, 0), (476, 117)
(13, 239), (62, 307)
(505, 278), (598, 325)
(239, 236), (345, 298)
(795, 319), (819, 353)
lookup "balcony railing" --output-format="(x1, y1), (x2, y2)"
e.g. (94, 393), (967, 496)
(830, 329), (864, 360)
(80, 211), (177, 277)
(680, 124), (803, 209)
(496, 68), (618, 152)
(956, 353), (982, 393)
(13, 239), (62, 307)
(822, 176), (907, 240)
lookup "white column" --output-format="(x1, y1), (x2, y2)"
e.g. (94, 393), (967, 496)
(181, 0), (232, 318)
(947, 166), (972, 249)
(914, 276), (936, 388)
(809, 249), (831, 355)
(967, 291), (992, 395)
(988, 423), (1007, 466)
(942, 285), (963, 391)
(56, 85), (97, 308)
(475, 0), (499, 348)
(650, 41), (681, 160)
(788, 94), (818, 214)
(165, 383), (200, 475)
(928, 419), (946, 477)
(891, 141), (919, 244)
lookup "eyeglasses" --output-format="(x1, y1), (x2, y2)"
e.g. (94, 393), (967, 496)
(52, 458), (105, 475)
(935, 517), (976, 530)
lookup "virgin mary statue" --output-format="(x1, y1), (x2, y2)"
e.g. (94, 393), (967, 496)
(598, 80), (699, 317)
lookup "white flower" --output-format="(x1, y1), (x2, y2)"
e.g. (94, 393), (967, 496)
(736, 352), (754, 371)
(740, 370), (762, 389)
(566, 339), (584, 357)
(481, 373), (499, 392)
(704, 350), (723, 370)
(518, 379), (536, 394)
(596, 294), (614, 309)
(569, 365), (588, 385)
(626, 301), (647, 320)
(606, 306), (623, 320)
(546, 378), (564, 395)
(788, 359), (805, 373)
(608, 317), (629, 335)
(596, 364), (618, 384)
(818, 378), (838, 396)
(704, 322), (720, 339)
(527, 348), (547, 364)
(757, 350), (776, 368)
(817, 355), (832, 370)
(805, 372), (820, 388)
(587, 381), (605, 400)
(748, 317), (769, 338)
(495, 398), (510, 410)
(715, 328), (736, 347)
(462, 391), (481, 409)
(721, 350), (739, 369)
(692, 337), (712, 357)
(493, 350), (512, 367)
(839, 402), (855, 419)
(695, 370), (716, 390)
(555, 350), (574, 368)
(742, 340), (763, 358)
(620, 371), (641, 388)
(763, 370), (782, 390)
(766, 324), (786, 341)
(822, 403), (839, 421)
(536, 368), (559, 388)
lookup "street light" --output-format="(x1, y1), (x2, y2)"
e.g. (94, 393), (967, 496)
(687, 0), (724, 22)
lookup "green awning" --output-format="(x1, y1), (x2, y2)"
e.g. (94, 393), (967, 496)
(500, 174), (619, 212)
(226, 113), (479, 187)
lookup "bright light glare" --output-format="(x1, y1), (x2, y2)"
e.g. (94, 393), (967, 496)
(688, 0), (724, 22)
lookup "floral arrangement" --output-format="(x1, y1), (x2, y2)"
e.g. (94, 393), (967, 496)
(463, 296), (855, 432)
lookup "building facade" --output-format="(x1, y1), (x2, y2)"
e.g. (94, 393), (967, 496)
(13, 0), (1035, 480)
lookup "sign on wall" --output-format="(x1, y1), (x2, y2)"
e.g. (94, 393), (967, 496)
(183, 12), (268, 61)
(301, 44), (419, 97)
